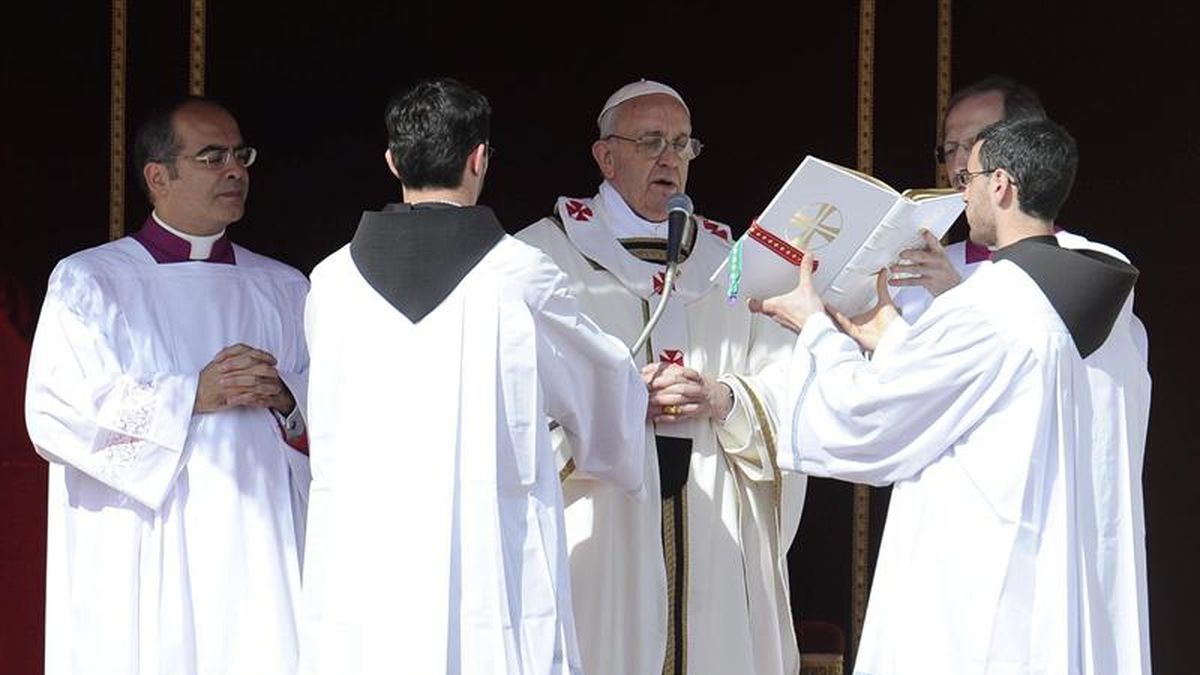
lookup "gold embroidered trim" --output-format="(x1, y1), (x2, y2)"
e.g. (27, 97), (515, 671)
(852, 0), (877, 657)
(558, 457), (575, 483)
(660, 490), (689, 675)
(936, 0), (953, 189)
(109, 0), (127, 241)
(189, 0), (205, 95)
(730, 375), (784, 531)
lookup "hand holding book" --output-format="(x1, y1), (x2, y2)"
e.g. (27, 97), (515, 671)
(715, 156), (964, 315)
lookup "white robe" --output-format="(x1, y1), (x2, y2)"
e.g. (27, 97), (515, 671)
(778, 254), (1151, 673)
(891, 231), (1148, 359)
(300, 236), (647, 675)
(519, 193), (805, 675)
(25, 237), (311, 675)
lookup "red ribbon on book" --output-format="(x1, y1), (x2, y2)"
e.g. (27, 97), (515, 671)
(747, 220), (820, 272)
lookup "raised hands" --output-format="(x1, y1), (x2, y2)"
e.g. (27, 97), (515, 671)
(748, 251), (825, 334)
(829, 270), (901, 353)
(888, 229), (962, 297)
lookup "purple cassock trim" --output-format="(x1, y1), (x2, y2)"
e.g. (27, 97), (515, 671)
(963, 225), (1063, 265)
(131, 216), (236, 265)
(964, 240), (992, 265)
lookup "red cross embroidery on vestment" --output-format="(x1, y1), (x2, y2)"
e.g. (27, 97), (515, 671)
(703, 219), (729, 241)
(652, 270), (676, 295)
(565, 200), (593, 222)
(659, 349), (685, 366)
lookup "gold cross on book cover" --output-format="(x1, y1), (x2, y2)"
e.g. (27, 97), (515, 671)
(714, 156), (962, 314)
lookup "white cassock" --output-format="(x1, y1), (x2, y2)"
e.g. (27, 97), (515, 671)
(300, 204), (647, 675)
(26, 235), (311, 675)
(518, 183), (806, 675)
(777, 237), (1150, 673)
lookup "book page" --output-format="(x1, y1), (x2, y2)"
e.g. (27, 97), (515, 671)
(728, 156), (901, 300)
(823, 191), (964, 314)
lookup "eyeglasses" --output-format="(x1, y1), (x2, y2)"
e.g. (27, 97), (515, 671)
(934, 139), (974, 164)
(171, 146), (258, 169)
(604, 134), (703, 161)
(485, 144), (497, 159)
(952, 167), (1019, 190)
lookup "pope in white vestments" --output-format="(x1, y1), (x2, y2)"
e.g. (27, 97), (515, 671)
(761, 118), (1151, 674)
(25, 99), (310, 675)
(518, 80), (805, 675)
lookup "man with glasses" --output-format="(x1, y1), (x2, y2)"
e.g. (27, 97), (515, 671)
(889, 75), (1148, 384)
(755, 117), (1151, 673)
(889, 75), (1047, 319)
(26, 96), (310, 674)
(518, 79), (805, 675)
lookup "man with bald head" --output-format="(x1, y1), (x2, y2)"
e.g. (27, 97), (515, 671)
(518, 80), (805, 675)
(26, 96), (310, 674)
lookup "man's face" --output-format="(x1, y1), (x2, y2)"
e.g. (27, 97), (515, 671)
(150, 103), (250, 235)
(942, 90), (1004, 188)
(593, 94), (692, 222)
(962, 142), (997, 247)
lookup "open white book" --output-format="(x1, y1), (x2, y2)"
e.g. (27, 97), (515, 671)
(713, 156), (964, 315)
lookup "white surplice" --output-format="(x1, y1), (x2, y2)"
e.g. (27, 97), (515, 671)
(25, 237), (311, 675)
(300, 236), (646, 675)
(892, 231), (1149, 358)
(518, 184), (806, 675)
(777, 250), (1151, 673)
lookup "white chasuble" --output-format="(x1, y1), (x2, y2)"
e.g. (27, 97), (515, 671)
(26, 237), (310, 675)
(518, 185), (806, 675)
(778, 241), (1150, 674)
(300, 226), (646, 675)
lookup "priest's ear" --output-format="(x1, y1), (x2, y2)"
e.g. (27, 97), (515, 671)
(466, 143), (489, 178)
(591, 139), (617, 180)
(384, 149), (401, 180)
(143, 160), (175, 202)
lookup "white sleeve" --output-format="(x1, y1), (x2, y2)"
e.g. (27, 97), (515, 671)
(714, 312), (796, 482)
(25, 266), (196, 510)
(781, 307), (1030, 486)
(535, 272), (647, 495)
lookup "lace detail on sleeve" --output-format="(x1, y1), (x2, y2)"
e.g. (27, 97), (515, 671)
(113, 379), (157, 437)
(96, 432), (147, 487)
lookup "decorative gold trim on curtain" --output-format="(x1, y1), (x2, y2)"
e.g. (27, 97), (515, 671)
(936, 0), (953, 187)
(108, 0), (127, 241)
(189, 0), (206, 95)
(852, 0), (876, 660)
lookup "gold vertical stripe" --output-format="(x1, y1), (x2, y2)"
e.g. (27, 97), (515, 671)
(108, 0), (127, 241)
(856, 0), (876, 177)
(678, 489), (688, 671)
(189, 0), (205, 95)
(558, 457), (575, 483)
(852, 0), (876, 660)
(731, 375), (784, 529)
(641, 299), (655, 365)
(661, 495), (678, 675)
(936, 0), (953, 187)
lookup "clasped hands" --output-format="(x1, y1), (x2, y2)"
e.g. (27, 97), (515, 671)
(194, 343), (295, 415)
(642, 362), (733, 424)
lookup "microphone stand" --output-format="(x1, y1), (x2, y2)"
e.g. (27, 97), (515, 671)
(629, 262), (679, 358)
(630, 194), (693, 357)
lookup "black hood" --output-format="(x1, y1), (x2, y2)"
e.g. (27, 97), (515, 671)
(349, 203), (505, 323)
(993, 235), (1137, 358)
